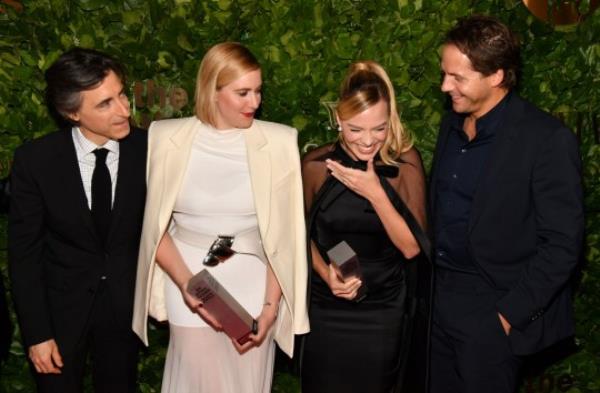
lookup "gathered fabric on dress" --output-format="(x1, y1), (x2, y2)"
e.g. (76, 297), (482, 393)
(300, 142), (427, 393)
(161, 123), (274, 393)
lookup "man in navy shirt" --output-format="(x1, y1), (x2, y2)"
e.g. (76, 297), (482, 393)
(429, 15), (583, 393)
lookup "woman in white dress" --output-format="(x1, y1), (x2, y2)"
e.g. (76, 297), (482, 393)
(131, 42), (309, 393)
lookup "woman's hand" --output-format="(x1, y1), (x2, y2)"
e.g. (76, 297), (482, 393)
(327, 263), (362, 300)
(231, 302), (279, 354)
(326, 158), (384, 202)
(181, 281), (223, 331)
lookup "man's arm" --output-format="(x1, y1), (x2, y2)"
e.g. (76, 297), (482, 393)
(496, 126), (584, 331)
(8, 146), (62, 372)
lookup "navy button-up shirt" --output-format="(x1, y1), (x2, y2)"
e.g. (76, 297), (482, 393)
(434, 93), (510, 272)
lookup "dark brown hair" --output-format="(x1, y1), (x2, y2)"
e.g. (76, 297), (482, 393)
(445, 15), (520, 89)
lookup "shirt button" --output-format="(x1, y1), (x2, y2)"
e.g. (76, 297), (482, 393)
(452, 174), (458, 179)
(437, 251), (445, 257)
(460, 148), (467, 153)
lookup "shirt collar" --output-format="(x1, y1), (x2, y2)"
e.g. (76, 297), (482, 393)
(449, 91), (512, 139)
(72, 127), (120, 156)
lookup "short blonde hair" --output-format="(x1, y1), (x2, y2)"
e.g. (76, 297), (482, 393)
(194, 42), (260, 126)
(336, 61), (413, 165)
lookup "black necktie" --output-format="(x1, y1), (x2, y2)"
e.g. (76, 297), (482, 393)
(92, 148), (111, 245)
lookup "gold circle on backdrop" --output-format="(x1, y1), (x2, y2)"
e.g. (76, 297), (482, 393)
(523, 0), (600, 25)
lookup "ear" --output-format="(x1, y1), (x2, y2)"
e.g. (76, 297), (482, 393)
(67, 111), (80, 123)
(488, 69), (505, 88)
(335, 113), (342, 129)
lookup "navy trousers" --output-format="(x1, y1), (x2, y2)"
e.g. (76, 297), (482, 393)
(429, 268), (522, 393)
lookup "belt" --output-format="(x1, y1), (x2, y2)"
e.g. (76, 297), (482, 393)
(172, 226), (268, 266)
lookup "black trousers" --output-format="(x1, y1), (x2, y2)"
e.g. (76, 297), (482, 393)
(34, 281), (140, 393)
(429, 269), (522, 393)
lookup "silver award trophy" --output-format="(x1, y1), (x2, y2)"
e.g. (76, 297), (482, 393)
(327, 240), (367, 302)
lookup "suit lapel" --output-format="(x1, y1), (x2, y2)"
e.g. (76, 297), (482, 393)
(468, 95), (525, 233)
(57, 130), (98, 241)
(244, 121), (271, 236)
(106, 133), (138, 246)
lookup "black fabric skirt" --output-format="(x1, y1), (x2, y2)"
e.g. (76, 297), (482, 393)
(301, 256), (407, 393)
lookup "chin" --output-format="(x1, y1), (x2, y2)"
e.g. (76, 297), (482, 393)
(235, 119), (254, 129)
(113, 128), (131, 140)
(353, 152), (377, 161)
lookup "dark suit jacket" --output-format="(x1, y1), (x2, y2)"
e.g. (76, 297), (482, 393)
(430, 94), (583, 355)
(8, 128), (147, 351)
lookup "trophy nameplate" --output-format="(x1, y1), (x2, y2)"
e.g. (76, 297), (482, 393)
(187, 269), (258, 345)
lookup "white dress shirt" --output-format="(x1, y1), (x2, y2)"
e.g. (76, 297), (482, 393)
(71, 127), (120, 209)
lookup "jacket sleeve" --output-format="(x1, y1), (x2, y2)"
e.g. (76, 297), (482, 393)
(8, 146), (54, 347)
(495, 126), (584, 330)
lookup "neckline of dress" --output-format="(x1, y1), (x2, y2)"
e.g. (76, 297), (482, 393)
(332, 142), (399, 178)
(201, 122), (245, 135)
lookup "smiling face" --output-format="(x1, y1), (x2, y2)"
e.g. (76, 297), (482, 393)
(68, 70), (131, 145)
(440, 44), (505, 119)
(214, 69), (262, 129)
(338, 99), (389, 161)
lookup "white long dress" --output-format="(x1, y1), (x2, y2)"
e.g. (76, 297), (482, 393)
(161, 123), (275, 393)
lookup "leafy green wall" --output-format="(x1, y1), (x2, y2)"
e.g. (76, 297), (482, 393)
(0, 0), (599, 392)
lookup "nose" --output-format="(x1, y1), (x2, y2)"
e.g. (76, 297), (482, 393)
(441, 75), (452, 93)
(249, 92), (260, 110)
(117, 95), (131, 117)
(362, 131), (374, 146)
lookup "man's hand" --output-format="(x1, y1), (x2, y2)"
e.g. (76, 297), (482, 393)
(498, 312), (511, 335)
(29, 339), (63, 374)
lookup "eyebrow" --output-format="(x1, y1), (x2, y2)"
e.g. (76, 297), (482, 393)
(95, 97), (113, 108)
(94, 88), (125, 108)
(347, 121), (387, 129)
(234, 86), (261, 92)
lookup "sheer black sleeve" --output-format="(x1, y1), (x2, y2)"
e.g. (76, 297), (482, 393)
(386, 147), (427, 233)
(301, 143), (336, 214)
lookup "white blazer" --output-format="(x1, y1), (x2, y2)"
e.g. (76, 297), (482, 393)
(132, 117), (309, 357)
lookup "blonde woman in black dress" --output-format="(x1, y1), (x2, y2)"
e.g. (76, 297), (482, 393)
(301, 61), (428, 393)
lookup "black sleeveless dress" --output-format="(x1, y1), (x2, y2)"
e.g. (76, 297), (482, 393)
(301, 143), (426, 393)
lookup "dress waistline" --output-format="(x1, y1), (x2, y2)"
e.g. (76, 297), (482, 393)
(172, 226), (268, 265)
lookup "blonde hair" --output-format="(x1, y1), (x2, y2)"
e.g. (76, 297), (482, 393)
(194, 42), (260, 126)
(336, 61), (413, 165)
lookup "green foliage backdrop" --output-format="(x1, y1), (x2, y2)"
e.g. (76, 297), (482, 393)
(1, 0), (599, 392)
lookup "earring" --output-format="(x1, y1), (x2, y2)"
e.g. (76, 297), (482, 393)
(337, 125), (342, 132)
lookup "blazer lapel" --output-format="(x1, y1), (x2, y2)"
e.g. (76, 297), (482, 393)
(244, 122), (271, 237)
(158, 118), (200, 232)
(468, 95), (525, 233)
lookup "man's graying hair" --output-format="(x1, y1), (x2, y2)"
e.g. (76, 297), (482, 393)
(45, 48), (126, 126)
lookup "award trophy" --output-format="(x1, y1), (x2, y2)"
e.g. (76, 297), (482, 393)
(327, 240), (367, 302)
(187, 269), (258, 345)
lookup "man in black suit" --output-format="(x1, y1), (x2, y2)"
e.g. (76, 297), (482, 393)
(8, 48), (146, 392)
(429, 15), (583, 393)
